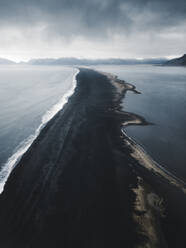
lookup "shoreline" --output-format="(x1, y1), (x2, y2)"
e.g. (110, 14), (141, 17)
(94, 70), (186, 247)
(121, 129), (186, 193)
(0, 69), (79, 194)
(101, 71), (186, 247)
(0, 68), (185, 247)
(104, 71), (186, 192)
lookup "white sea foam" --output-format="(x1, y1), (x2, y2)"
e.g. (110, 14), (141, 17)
(0, 68), (79, 194)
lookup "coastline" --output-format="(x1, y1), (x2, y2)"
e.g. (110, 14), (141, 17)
(0, 68), (79, 194)
(102, 71), (186, 247)
(0, 68), (185, 248)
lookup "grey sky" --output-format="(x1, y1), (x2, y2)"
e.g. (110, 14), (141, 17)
(0, 0), (186, 61)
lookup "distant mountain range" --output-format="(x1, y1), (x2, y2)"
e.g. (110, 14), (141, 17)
(0, 58), (15, 64)
(26, 57), (168, 66)
(0, 55), (185, 66)
(164, 54), (186, 66)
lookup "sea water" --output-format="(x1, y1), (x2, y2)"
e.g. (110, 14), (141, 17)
(94, 65), (186, 181)
(0, 65), (78, 192)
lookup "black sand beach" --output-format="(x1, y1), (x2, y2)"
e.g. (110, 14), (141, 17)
(0, 68), (186, 248)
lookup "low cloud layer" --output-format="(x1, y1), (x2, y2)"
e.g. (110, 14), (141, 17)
(0, 0), (186, 61)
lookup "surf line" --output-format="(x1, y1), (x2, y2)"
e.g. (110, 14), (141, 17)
(0, 69), (79, 194)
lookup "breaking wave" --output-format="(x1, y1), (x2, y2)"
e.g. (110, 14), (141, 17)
(0, 69), (79, 194)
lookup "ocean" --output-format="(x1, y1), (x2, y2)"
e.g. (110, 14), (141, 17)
(0, 65), (78, 192)
(94, 65), (186, 181)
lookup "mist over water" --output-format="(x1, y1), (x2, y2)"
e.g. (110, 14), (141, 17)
(94, 65), (186, 181)
(0, 65), (77, 192)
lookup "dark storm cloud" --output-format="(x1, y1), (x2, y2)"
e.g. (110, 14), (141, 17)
(0, 0), (186, 61)
(0, 0), (186, 39)
(0, 0), (131, 38)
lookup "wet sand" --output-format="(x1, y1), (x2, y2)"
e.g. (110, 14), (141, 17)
(0, 68), (186, 248)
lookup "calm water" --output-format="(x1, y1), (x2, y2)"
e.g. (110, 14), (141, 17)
(94, 65), (186, 181)
(0, 65), (77, 192)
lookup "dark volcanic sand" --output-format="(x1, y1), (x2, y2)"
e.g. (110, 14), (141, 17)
(0, 69), (186, 248)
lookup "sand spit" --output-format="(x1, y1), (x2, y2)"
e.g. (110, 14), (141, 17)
(0, 69), (138, 248)
(132, 177), (166, 248)
(101, 71), (141, 95)
(0, 68), (185, 248)
(122, 129), (186, 194)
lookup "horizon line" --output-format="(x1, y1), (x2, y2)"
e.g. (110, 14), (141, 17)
(0, 55), (182, 63)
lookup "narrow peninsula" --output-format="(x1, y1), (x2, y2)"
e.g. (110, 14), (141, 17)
(0, 69), (186, 248)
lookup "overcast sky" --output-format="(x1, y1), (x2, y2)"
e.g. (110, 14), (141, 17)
(0, 0), (186, 61)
